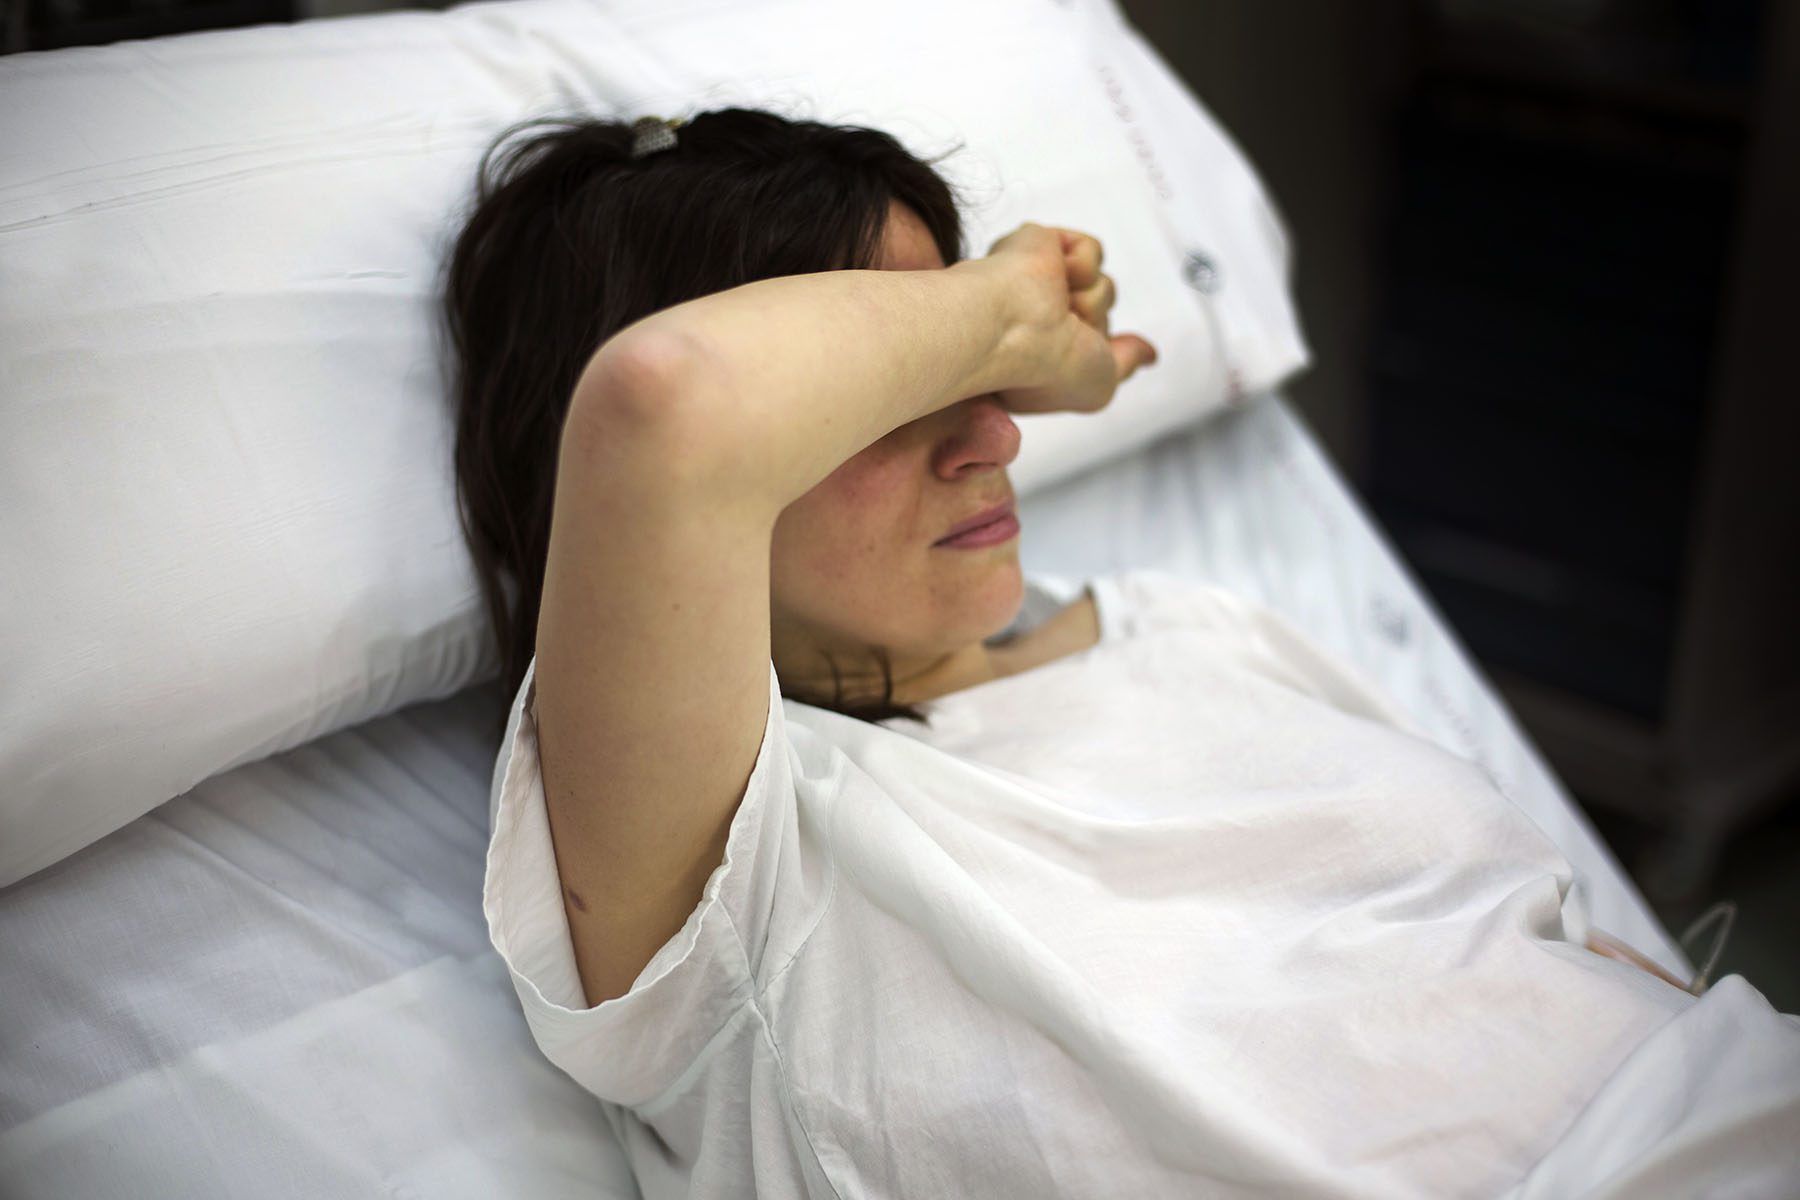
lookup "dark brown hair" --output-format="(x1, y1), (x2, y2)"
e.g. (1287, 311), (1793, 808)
(440, 107), (968, 738)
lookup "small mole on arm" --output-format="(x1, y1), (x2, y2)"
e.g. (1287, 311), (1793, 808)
(565, 887), (589, 914)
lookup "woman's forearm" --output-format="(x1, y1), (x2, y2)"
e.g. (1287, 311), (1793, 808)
(574, 261), (1027, 510)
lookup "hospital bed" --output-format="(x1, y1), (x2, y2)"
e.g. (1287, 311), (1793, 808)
(0, 393), (1696, 1197)
(0, 0), (1712, 1194)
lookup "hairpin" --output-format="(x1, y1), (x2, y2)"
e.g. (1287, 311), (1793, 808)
(629, 115), (683, 160)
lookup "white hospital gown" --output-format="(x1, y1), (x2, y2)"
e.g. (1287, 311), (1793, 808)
(482, 569), (1697, 1198)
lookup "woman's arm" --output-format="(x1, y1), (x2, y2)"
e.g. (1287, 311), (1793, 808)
(571, 222), (1152, 514)
(535, 223), (1144, 1007)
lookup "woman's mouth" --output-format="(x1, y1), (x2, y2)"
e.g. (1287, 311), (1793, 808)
(933, 501), (1020, 549)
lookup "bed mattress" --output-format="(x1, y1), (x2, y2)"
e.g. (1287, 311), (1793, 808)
(0, 392), (1686, 1198)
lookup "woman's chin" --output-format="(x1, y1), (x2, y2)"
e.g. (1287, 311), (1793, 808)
(972, 558), (1026, 636)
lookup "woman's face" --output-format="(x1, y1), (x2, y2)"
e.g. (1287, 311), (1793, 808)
(768, 200), (1025, 698)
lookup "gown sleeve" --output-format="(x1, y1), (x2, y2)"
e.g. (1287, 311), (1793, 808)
(481, 655), (802, 1108)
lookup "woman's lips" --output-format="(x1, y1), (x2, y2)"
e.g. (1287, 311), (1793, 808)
(933, 505), (1020, 549)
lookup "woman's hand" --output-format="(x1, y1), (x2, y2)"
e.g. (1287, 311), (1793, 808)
(968, 222), (1158, 415)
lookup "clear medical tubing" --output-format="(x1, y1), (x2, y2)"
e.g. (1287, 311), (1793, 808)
(1678, 900), (1739, 997)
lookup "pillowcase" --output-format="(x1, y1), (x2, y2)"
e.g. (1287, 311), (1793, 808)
(0, 0), (1306, 886)
(569, 0), (1310, 494)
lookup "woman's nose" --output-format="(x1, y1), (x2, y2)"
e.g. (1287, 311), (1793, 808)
(930, 396), (1021, 480)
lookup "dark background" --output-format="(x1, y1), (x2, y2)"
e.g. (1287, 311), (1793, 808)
(1115, 0), (1798, 1008)
(7, 0), (1795, 1005)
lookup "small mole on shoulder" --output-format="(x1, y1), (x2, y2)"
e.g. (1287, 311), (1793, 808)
(565, 887), (589, 914)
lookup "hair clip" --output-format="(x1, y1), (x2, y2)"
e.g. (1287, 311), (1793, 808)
(629, 115), (683, 160)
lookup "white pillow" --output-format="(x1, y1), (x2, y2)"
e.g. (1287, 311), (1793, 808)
(0, 0), (1306, 886)
(570, 0), (1310, 494)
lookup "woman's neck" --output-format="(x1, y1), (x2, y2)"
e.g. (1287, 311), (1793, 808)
(777, 591), (1099, 708)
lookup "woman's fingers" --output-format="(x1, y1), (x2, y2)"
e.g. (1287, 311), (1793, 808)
(1070, 273), (1116, 330)
(1053, 231), (1151, 387)
(1058, 225), (1109, 331)
(1110, 333), (1158, 381)
(986, 223), (1154, 413)
(1062, 231), (1103, 291)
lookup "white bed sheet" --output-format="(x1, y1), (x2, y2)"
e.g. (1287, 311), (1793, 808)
(0, 392), (1688, 1198)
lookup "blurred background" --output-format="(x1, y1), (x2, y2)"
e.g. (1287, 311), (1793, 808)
(1114, 0), (1799, 1014)
(5, 0), (1794, 1005)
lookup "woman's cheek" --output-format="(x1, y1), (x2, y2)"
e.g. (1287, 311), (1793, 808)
(776, 497), (879, 587)
(821, 440), (912, 505)
(818, 452), (917, 549)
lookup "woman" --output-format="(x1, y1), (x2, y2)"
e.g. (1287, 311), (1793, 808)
(445, 108), (1701, 1197)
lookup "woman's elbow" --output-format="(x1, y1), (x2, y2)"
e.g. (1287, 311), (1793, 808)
(563, 329), (750, 494)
